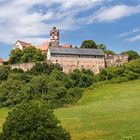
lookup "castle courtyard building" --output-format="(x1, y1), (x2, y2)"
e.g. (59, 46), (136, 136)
(47, 47), (105, 74)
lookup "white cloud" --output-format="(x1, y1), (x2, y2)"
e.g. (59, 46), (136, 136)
(118, 27), (140, 42)
(0, 0), (140, 46)
(118, 28), (140, 38)
(0, 0), (104, 45)
(88, 4), (140, 23)
(126, 34), (140, 42)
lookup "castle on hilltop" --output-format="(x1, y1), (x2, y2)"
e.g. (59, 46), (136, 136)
(7, 27), (129, 74)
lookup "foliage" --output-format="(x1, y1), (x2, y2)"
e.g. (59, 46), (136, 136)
(1, 103), (71, 140)
(9, 46), (46, 64)
(0, 79), (26, 107)
(0, 63), (86, 108)
(29, 62), (62, 75)
(9, 48), (23, 64)
(95, 58), (140, 83)
(0, 66), (10, 81)
(97, 43), (106, 50)
(70, 69), (94, 87)
(80, 40), (97, 49)
(121, 50), (139, 61)
(104, 49), (115, 55)
(21, 46), (45, 63)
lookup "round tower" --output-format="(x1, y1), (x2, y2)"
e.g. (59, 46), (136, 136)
(50, 27), (59, 47)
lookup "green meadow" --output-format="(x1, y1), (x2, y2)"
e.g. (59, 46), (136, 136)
(55, 80), (140, 140)
(1, 80), (140, 140)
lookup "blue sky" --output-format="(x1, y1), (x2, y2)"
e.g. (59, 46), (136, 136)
(0, 0), (140, 59)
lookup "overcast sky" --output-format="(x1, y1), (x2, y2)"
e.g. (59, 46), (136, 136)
(0, 0), (140, 58)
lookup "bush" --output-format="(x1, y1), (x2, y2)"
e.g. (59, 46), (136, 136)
(95, 58), (140, 83)
(0, 79), (26, 107)
(1, 103), (71, 140)
(70, 69), (94, 87)
(29, 62), (62, 75)
(0, 66), (10, 81)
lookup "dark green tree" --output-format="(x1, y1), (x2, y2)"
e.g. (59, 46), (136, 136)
(80, 40), (97, 49)
(29, 62), (62, 75)
(0, 79), (25, 107)
(21, 46), (45, 63)
(1, 103), (71, 140)
(0, 66), (10, 81)
(9, 48), (23, 64)
(122, 50), (139, 61)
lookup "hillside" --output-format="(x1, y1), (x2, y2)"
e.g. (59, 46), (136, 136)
(0, 80), (140, 139)
(55, 80), (140, 140)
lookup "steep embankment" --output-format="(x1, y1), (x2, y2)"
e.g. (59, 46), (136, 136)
(0, 80), (140, 139)
(55, 80), (140, 140)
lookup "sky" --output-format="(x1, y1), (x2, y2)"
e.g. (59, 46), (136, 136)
(0, 0), (140, 59)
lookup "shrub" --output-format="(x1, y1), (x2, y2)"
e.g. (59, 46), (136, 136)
(70, 69), (94, 87)
(0, 66), (10, 81)
(29, 62), (62, 75)
(0, 79), (26, 107)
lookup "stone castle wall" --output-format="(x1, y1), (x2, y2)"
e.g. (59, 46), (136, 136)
(8, 54), (128, 74)
(51, 55), (105, 74)
(105, 54), (129, 67)
(10, 62), (36, 71)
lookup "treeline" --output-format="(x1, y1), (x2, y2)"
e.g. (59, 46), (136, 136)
(0, 63), (94, 108)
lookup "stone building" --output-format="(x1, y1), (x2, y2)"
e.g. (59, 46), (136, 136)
(47, 47), (105, 74)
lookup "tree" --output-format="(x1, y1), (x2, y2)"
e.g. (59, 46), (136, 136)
(80, 40), (97, 49)
(9, 48), (23, 64)
(104, 50), (115, 55)
(29, 62), (62, 75)
(97, 43), (106, 50)
(0, 66), (10, 81)
(9, 46), (46, 64)
(70, 69), (94, 87)
(21, 46), (45, 63)
(122, 50), (139, 61)
(1, 103), (71, 140)
(0, 79), (25, 107)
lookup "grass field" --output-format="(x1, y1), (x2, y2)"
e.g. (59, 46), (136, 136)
(0, 80), (140, 139)
(0, 108), (8, 132)
(55, 80), (140, 140)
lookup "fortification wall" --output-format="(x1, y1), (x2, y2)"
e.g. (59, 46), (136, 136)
(9, 54), (128, 73)
(105, 54), (129, 67)
(51, 56), (105, 74)
(10, 62), (36, 71)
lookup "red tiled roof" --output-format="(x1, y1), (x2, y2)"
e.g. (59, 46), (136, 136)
(61, 44), (72, 48)
(0, 58), (4, 63)
(37, 41), (50, 51)
(17, 40), (31, 48)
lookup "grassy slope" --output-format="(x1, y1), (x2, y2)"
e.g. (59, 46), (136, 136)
(0, 80), (140, 140)
(55, 80), (140, 140)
